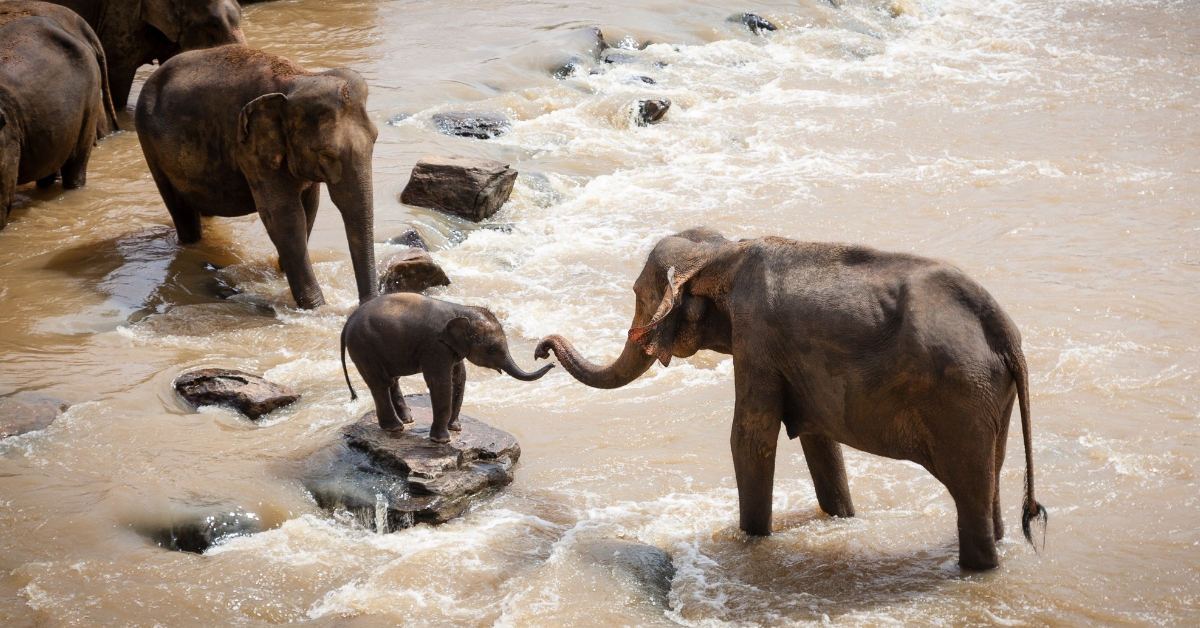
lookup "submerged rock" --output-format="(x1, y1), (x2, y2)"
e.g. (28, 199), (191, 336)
(0, 392), (69, 439)
(174, 369), (299, 420)
(635, 99), (671, 126)
(550, 27), (610, 79)
(306, 395), (520, 530)
(432, 112), (511, 139)
(575, 539), (677, 608)
(400, 155), (518, 222)
(147, 508), (262, 553)
(386, 228), (430, 251)
(739, 13), (778, 35)
(604, 52), (638, 65)
(379, 247), (451, 295)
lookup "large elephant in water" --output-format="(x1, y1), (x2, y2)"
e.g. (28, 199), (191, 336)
(535, 227), (1047, 570)
(46, 0), (245, 108)
(135, 45), (378, 309)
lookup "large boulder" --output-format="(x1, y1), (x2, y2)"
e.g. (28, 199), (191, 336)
(0, 392), (69, 439)
(379, 247), (451, 294)
(305, 395), (520, 531)
(174, 369), (299, 420)
(432, 112), (511, 139)
(400, 155), (518, 222)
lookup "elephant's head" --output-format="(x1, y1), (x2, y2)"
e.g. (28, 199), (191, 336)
(535, 227), (738, 388)
(139, 0), (246, 51)
(236, 68), (380, 303)
(441, 307), (555, 381)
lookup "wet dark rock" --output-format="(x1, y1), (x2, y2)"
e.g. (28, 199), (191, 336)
(174, 369), (299, 420)
(147, 508), (262, 553)
(576, 539), (676, 608)
(635, 99), (671, 126)
(480, 223), (515, 234)
(553, 60), (583, 79)
(400, 155), (518, 223)
(629, 75), (656, 85)
(202, 262), (239, 299)
(379, 247), (451, 295)
(0, 392), (69, 439)
(604, 52), (638, 65)
(575, 26), (610, 60)
(432, 112), (511, 140)
(305, 395), (520, 530)
(739, 13), (778, 35)
(386, 228), (430, 250)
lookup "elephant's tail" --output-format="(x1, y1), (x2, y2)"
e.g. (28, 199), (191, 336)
(341, 325), (357, 401)
(1009, 346), (1048, 551)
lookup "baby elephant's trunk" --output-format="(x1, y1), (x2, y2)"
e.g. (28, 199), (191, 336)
(502, 355), (554, 382)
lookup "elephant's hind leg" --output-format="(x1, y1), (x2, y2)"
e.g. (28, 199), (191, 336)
(992, 393), (1016, 541)
(800, 434), (855, 518)
(936, 441), (1000, 570)
(363, 371), (404, 431)
(147, 160), (202, 243)
(448, 361), (466, 431)
(388, 379), (414, 424)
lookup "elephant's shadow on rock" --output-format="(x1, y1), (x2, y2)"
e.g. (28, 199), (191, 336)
(42, 226), (255, 321)
(680, 510), (977, 619)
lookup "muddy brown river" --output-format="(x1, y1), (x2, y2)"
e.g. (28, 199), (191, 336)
(2, 0), (1198, 625)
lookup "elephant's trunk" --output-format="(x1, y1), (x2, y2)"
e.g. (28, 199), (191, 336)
(534, 335), (655, 389)
(501, 354), (554, 382)
(328, 165), (378, 305)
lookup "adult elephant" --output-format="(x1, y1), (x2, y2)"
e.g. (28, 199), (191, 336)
(0, 14), (111, 228)
(135, 45), (378, 309)
(45, 0), (245, 108)
(535, 227), (1047, 570)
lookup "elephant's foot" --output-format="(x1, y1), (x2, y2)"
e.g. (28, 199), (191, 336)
(429, 427), (452, 443)
(401, 412), (415, 425)
(377, 417), (405, 432)
(448, 418), (462, 432)
(36, 173), (58, 188)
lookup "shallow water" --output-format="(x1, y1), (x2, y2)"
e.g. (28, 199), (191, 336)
(1, 0), (1198, 625)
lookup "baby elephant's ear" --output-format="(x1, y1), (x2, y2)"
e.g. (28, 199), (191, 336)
(439, 317), (473, 358)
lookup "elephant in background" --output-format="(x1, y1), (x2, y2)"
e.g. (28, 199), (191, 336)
(135, 45), (379, 309)
(0, 13), (111, 228)
(46, 0), (245, 108)
(535, 227), (1047, 570)
(341, 293), (553, 443)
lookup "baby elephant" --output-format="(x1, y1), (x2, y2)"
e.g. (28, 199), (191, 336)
(341, 293), (553, 442)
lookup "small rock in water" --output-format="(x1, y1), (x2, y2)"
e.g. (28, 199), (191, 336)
(379, 247), (451, 295)
(739, 13), (778, 35)
(628, 75), (656, 85)
(306, 395), (521, 529)
(400, 155), (518, 222)
(603, 52), (638, 65)
(386, 228), (430, 251)
(574, 26), (610, 60)
(147, 508), (262, 553)
(635, 99), (671, 126)
(575, 539), (677, 608)
(431, 112), (511, 139)
(0, 392), (69, 439)
(552, 60), (583, 79)
(174, 369), (299, 420)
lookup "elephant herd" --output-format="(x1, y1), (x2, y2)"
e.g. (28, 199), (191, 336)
(0, 0), (1047, 572)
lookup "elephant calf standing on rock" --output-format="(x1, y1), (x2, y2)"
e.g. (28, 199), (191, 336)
(136, 45), (379, 309)
(535, 227), (1047, 570)
(341, 293), (554, 443)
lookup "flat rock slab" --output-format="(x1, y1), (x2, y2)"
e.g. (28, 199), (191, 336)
(307, 395), (520, 530)
(0, 392), (69, 439)
(400, 155), (517, 222)
(379, 247), (450, 294)
(432, 112), (511, 139)
(174, 369), (299, 420)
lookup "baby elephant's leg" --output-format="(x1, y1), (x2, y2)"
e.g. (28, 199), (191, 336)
(424, 363), (456, 443)
(390, 379), (414, 424)
(449, 361), (466, 431)
(363, 372), (404, 431)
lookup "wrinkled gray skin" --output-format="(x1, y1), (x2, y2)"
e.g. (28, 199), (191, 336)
(536, 227), (1046, 570)
(341, 293), (553, 443)
(0, 14), (109, 229)
(46, 0), (245, 108)
(135, 45), (378, 309)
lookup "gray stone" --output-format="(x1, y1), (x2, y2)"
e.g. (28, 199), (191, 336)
(386, 228), (430, 251)
(739, 13), (778, 35)
(379, 247), (451, 295)
(306, 395), (520, 530)
(636, 99), (671, 126)
(145, 508), (262, 553)
(432, 112), (511, 139)
(604, 52), (638, 65)
(576, 539), (677, 608)
(174, 369), (299, 420)
(400, 155), (518, 222)
(0, 392), (69, 439)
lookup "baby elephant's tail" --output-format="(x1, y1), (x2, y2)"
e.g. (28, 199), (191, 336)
(341, 326), (357, 401)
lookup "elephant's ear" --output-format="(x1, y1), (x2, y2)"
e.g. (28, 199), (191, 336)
(628, 265), (699, 366)
(439, 317), (474, 359)
(238, 93), (288, 171)
(139, 0), (181, 42)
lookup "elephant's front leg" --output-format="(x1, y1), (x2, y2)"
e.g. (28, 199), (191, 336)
(448, 361), (466, 432)
(423, 359), (457, 444)
(731, 368), (784, 536)
(254, 182), (325, 309)
(800, 434), (855, 518)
